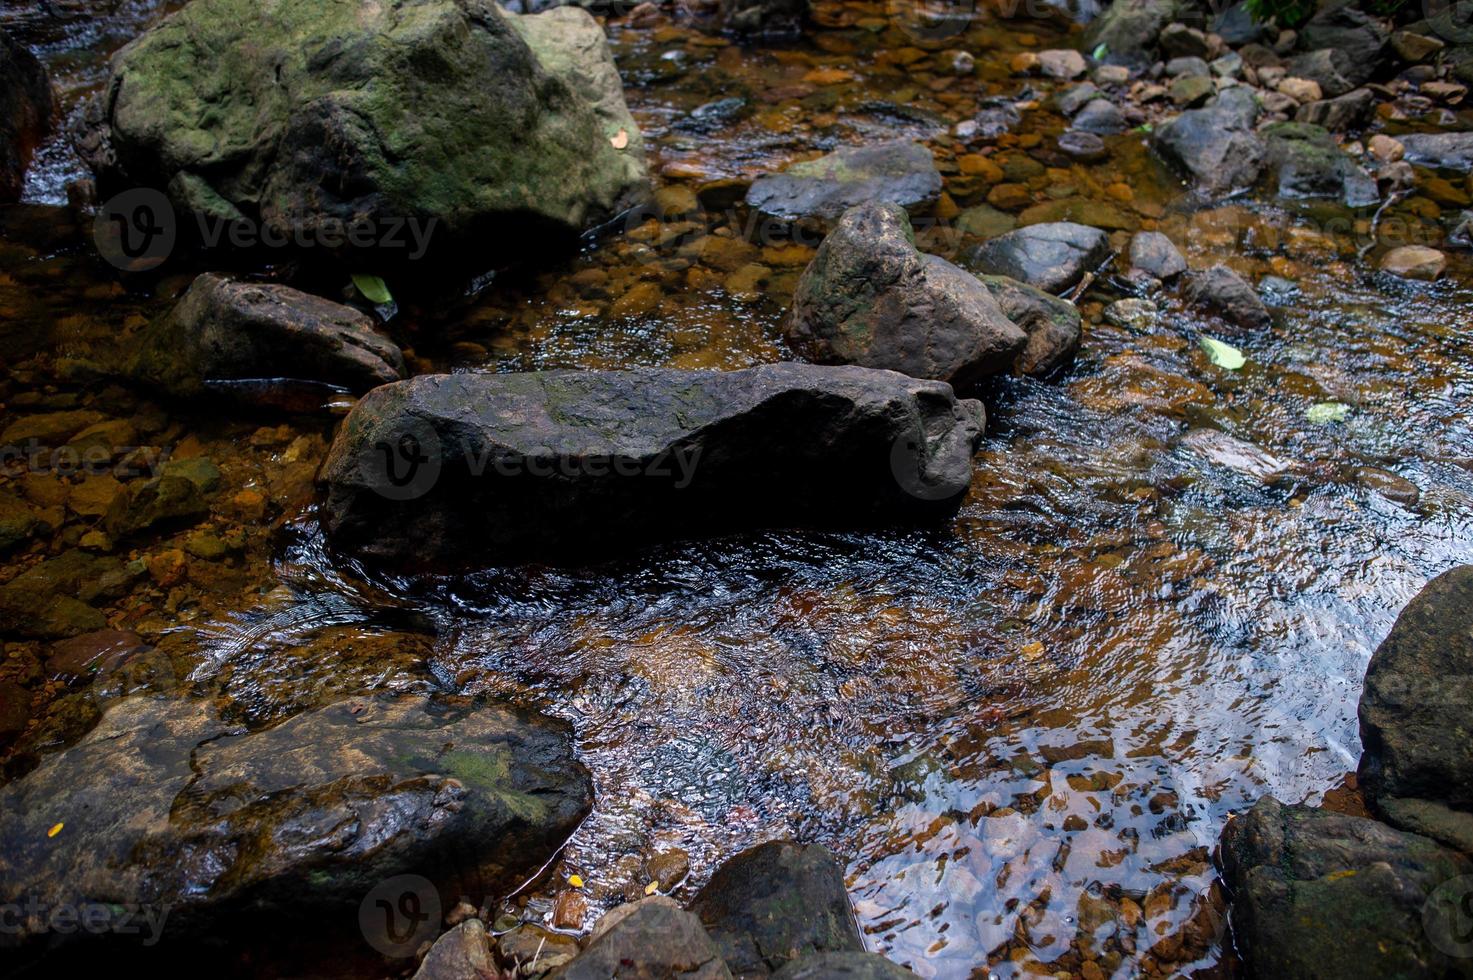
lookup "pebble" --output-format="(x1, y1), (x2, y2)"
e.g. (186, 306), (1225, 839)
(1104, 298), (1159, 329)
(1037, 49), (1087, 81)
(1367, 134), (1404, 164)
(1380, 245), (1446, 280)
(1276, 77), (1322, 104)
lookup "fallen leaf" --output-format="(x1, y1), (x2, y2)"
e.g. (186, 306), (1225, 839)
(1199, 335), (1246, 370)
(645, 881), (660, 896)
(611, 130), (629, 150)
(351, 274), (393, 305)
(568, 874), (585, 889)
(47, 822), (63, 838)
(1306, 402), (1350, 424)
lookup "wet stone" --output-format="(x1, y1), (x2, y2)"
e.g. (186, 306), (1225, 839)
(1184, 265), (1271, 328)
(961, 221), (1110, 294)
(745, 141), (942, 229)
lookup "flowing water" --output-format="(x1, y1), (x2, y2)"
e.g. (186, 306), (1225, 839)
(3, 2), (1473, 978)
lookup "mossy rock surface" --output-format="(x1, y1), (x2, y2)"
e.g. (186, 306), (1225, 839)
(87, 0), (648, 259)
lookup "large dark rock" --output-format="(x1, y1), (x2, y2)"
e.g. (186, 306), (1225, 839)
(1081, 0), (1182, 66)
(1184, 265), (1271, 329)
(1262, 122), (1379, 207)
(689, 841), (862, 978)
(1218, 797), (1473, 979)
(320, 365), (986, 566)
(1296, 4), (1389, 90)
(788, 203), (1026, 386)
(551, 898), (732, 979)
(1399, 132), (1473, 172)
(80, 0), (648, 263)
(772, 953), (914, 979)
(129, 274), (405, 399)
(1153, 88), (1265, 196)
(0, 693), (592, 962)
(1359, 566), (1473, 853)
(0, 29), (53, 202)
(1285, 49), (1358, 98)
(974, 274), (1083, 376)
(745, 142), (941, 228)
(960, 222), (1110, 294)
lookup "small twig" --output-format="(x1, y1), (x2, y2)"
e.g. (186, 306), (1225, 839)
(1360, 190), (1405, 260)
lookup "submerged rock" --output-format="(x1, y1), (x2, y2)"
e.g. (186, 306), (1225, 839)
(552, 898), (731, 979)
(1381, 245), (1447, 280)
(720, 0), (806, 36)
(1218, 797), (1473, 979)
(320, 365), (986, 565)
(0, 693), (592, 960)
(1262, 122), (1378, 207)
(974, 274), (1083, 375)
(1359, 566), (1473, 852)
(960, 222), (1110, 294)
(1153, 89), (1265, 196)
(81, 0), (648, 263)
(788, 203), (1026, 386)
(745, 142), (941, 228)
(689, 841), (862, 977)
(1399, 132), (1473, 172)
(1184, 265), (1271, 328)
(0, 29), (52, 202)
(129, 274), (405, 399)
(772, 953), (915, 979)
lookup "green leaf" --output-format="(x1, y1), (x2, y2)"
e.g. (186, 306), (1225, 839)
(1092, 43), (1109, 61)
(1307, 402), (1350, 424)
(1199, 335), (1246, 370)
(352, 273), (393, 305)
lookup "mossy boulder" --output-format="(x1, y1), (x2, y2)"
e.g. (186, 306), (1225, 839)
(0, 693), (592, 966)
(1262, 122), (1378, 208)
(83, 0), (648, 264)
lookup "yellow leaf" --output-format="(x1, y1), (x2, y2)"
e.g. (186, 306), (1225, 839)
(645, 881), (660, 896)
(610, 130), (629, 150)
(568, 874), (585, 889)
(47, 822), (63, 838)
(1020, 642), (1045, 659)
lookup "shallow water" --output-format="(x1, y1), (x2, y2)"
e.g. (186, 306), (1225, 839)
(4, 2), (1473, 978)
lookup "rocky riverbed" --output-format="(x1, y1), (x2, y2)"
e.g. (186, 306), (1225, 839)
(2, 0), (1473, 977)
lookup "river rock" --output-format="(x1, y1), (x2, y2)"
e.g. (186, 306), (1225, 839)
(1213, 2), (1268, 46)
(0, 693), (592, 961)
(320, 365), (986, 565)
(1129, 231), (1187, 279)
(1359, 566), (1473, 852)
(1399, 132), (1473, 172)
(1153, 88), (1265, 196)
(1296, 4), (1389, 89)
(961, 222), (1109, 294)
(745, 142), (941, 228)
(1294, 88), (1375, 131)
(1071, 99), (1128, 135)
(81, 0), (648, 263)
(1082, 0), (1181, 66)
(1262, 122), (1379, 207)
(1285, 49), (1358, 98)
(129, 274), (405, 399)
(772, 953), (915, 979)
(0, 29), (52, 202)
(975, 274), (1083, 375)
(689, 841), (862, 977)
(552, 897), (731, 979)
(1184, 265), (1271, 328)
(1381, 245), (1447, 280)
(788, 203), (1026, 386)
(720, 0), (806, 35)
(1218, 797), (1473, 979)
(414, 919), (497, 980)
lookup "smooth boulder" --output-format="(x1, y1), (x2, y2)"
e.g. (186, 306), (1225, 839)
(129, 274), (405, 399)
(1153, 89), (1265, 196)
(745, 142), (941, 227)
(0, 29), (52, 202)
(551, 898), (732, 979)
(788, 203), (1026, 386)
(689, 841), (862, 977)
(320, 365), (986, 565)
(0, 694), (592, 959)
(82, 0), (648, 260)
(1218, 797), (1473, 979)
(960, 222), (1109, 294)
(1359, 566), (1473, 852)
